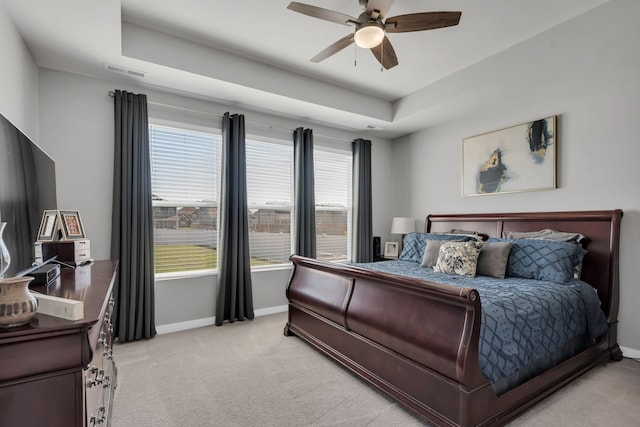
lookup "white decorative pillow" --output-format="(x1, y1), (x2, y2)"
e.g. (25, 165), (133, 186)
(421, 239), (464, 267)
(433, 241), (484, 277)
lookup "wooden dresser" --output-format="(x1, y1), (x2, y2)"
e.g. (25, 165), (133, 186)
(0, 260), (119, 427)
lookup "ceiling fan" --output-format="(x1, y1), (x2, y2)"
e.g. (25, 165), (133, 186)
(287, 0), (461, 69)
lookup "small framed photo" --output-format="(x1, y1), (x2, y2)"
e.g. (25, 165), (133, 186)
(58, 210), (86, 240)
(37, 210), (60, 241)
(384, 242), (399, 259)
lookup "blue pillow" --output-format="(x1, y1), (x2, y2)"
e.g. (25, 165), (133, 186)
(488, 238), (587, 284)
(399, 233), (475, 263)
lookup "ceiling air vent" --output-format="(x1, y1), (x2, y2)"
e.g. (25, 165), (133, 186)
(104, 63), (146, 78)
(126, 69), (145, 78)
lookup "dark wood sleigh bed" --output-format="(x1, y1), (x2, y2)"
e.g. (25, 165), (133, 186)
(284, 210), (623, 426)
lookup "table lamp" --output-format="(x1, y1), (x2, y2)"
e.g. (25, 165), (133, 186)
(391, 217), (416, 254)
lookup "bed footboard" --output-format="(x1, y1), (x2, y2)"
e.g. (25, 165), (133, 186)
(285, 255), (491, 426)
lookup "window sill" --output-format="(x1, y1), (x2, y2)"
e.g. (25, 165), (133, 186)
(155, 269), (216, 282)
(250, 263), (293, 273)
(155, 263), (293, 282)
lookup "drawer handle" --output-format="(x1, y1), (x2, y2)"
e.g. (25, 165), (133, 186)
(87, 369), (105, 388)
(88, 411), (106, 425)
(97, 406), (107, 424)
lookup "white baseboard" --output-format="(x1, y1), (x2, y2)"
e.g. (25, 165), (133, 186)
(254, 304), (288, 317)
(620, 345), (640, 359)
(156, 304), (288, 335)
(156, 316), (216, 335)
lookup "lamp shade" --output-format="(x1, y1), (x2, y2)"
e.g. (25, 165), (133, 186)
(391, 217), (415, 235)
(354, 23), (385, 48)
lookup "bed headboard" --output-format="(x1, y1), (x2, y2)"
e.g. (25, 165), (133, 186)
(425, 210), (623, 322)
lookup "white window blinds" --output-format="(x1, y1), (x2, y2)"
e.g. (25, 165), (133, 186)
(246, 137), (293, 267)
(149, 124), (220, 274)
(150, 123), (352, 273)
(314, 147), (352, 262)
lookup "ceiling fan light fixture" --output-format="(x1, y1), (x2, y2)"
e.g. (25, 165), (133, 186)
(354, 23), (384, 48)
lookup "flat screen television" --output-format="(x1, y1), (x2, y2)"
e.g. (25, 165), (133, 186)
(0, 113), (57, 277)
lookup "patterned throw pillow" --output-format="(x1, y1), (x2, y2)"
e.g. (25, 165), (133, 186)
(501, 230), (587, 278)
(399, 233), (475, 263)
(496, 238), (587, 284)
(433, 241), (484, 277)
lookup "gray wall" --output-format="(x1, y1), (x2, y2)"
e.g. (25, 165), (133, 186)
(391, 0), (640, 355)
(0, 3), (39, 139)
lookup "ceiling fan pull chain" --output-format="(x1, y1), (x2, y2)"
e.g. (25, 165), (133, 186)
(354, 44), (357, 67)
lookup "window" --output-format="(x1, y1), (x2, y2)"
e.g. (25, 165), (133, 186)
(150, 122), (353, 274)
(314, 147), (352, 262)
(246, 137), (293, 267)
(150, 124), (220, 274)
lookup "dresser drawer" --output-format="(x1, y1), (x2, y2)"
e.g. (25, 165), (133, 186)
(1, 261), (118, 427)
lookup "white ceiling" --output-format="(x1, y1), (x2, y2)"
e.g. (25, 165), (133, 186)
(3, 0), (611, 139)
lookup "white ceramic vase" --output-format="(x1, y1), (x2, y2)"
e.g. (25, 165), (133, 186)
(0, 222), (38, 328)
(0, 222), (10, 279)
(0, 276), (38, 329)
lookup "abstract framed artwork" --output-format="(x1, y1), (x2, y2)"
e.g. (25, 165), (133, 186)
(462, 115), (556, 196)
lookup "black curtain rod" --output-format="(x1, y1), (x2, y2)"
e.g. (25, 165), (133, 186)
(108, 91), (359, 143)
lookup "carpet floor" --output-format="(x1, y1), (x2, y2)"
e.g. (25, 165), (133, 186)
(111, 312), (640, 426)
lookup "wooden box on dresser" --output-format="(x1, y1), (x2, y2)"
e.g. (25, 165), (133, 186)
(0, 260), (119, 427)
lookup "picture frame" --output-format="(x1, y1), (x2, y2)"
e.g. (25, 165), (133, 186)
(37, 210), (60, 241)
(58, 210), (86, 240)
(462, 115), (556, 196)
(384, 241), (399, 259)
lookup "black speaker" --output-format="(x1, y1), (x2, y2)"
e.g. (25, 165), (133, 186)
(373, 236), (381, 257)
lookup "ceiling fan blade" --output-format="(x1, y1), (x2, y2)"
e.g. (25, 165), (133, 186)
(287, 2), (357, 26)
(310, 33), (355, 63)
(364, 0), (396, 20)
(385, 11), (462, 33)
(370, 36), (398, 69)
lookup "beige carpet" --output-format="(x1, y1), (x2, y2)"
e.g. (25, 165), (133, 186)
(112, 312), (640, 427)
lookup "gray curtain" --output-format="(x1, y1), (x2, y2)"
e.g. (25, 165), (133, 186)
(352, 138), (373, 262)
(215, 112), (254, 325)
(111, 90), (156, 342)
(293, 127), (316, 258)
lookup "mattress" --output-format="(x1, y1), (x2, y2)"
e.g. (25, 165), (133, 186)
(354, 259), (609, 394)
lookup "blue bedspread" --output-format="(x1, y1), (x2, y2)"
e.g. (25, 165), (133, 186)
(354, 260), (608, 393)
